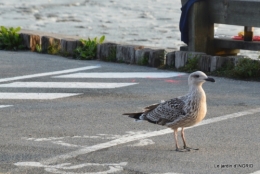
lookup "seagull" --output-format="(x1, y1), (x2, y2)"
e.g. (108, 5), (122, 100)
(123, 71), (215, 152)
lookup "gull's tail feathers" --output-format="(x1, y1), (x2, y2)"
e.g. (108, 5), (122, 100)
(123, 103), (160, 120)
(123, 112), (143, 120)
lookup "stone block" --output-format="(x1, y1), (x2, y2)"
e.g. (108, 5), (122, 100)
(19, 33), (40, 51)
(60, 38), (81, 55)
(227, 56), (244, 66)
(149, 49), (165, 67)
(116, 45), (137, 64)
(198, 55), (212, 72)
(41, 36), (61, 53)
(210, 56), (220, 72)
(97, 42), (118, 61)
(175, 51), (206, 69)
(166, 51), (175, 67)
(210, 56), (229, 72)
(210, 56), (243, 72)
(135, 48), (151, 65)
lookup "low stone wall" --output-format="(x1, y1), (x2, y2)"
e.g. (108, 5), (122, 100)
(168, 51), (243, 72)
(18, 29), (246, 72)
(97, 43), (166, 67)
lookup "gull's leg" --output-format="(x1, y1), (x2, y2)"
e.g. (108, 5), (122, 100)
(173, 129), (180, 151)
(181, 127), (199, 151)
(181, 127), (188, 150)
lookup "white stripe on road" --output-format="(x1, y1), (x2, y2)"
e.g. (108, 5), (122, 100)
(15, 162), (127, 174)
(0, 105), (13, 108)
(53, 72), (186, 79)
(40, 107), (260, 165)
(0, 82), (138, 89)
(0, 93), (81, 100)
(0, 66), (100, 83)
(250, 171), (260, 174)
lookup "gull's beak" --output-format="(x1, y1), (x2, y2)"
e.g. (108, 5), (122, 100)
(205, 77), (215, 82)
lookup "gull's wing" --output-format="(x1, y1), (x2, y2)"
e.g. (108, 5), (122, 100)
(143, 98), (186, 125)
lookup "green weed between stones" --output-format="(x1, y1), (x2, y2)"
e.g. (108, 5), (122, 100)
(35, 44), (42, 53)
(0, 26), (24, 50)
(137, 56), (149, 66)
(179, 56), (199, 72)
(232, 58), (260, 78)
(210, 57), (260, 79)
(47, 41), (60, 55)
(74, 35), (105, 60)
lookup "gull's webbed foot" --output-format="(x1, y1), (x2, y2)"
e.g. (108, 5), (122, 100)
(175, 147), (189, 152)
(183, 145), (199, 151)
(175, 146), (199, 152)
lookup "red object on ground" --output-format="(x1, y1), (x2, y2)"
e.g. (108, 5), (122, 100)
(232, 36), (243, 40)
(232, 35), (260, 41)
(253, 36), (260, 41)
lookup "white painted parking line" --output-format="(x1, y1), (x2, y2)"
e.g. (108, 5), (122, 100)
(22, 131), (152, 149)
(53, 72), (186, 79)
(0, 105), (13, 108)
(15, 162), (127, 174)
(129, 139), (155, 147)
(0, 82), (138, 89)
(0, 93), (81, 100)
(51, 141), (81, 148)
(0, 65), (100, 83)
(36, 107), (260, 165)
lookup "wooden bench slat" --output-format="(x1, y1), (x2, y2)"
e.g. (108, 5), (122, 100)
(209, 0), (260, 27)
(214, 38), (260, 51)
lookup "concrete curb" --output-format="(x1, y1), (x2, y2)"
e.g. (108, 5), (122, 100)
(17, 29), (256, 72)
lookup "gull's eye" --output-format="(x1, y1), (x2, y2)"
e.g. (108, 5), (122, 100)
(194, 75), (200, 78)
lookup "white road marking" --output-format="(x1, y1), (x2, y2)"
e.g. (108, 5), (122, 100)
(250, 171), (260, 174)
(0, 82), (138, 89)
(33, 107), (260, 165)
(22, 137), (81, 148)
(54, 72), (186, 79)
(14, 162), (127, 174)
(52, 141), (81, 148)
(0, 66), (100, 83)
(0, 105), (13, 108)
(129, 139), (155, 147)
(22, 132), (150, 142)
(22, 132), (151, 149)
(0, 93), (81, 100)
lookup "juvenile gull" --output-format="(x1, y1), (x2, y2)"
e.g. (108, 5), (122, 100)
(123, 71), (215, 151)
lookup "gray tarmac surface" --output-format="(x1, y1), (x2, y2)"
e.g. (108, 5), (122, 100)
(0, 51), (259, 174)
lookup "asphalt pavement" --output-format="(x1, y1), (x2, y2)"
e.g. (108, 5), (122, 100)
(0, 51), (259, 174)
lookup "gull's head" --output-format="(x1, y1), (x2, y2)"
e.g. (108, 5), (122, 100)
(188, 71), (215, 86)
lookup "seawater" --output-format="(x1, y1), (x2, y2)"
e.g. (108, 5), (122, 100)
(0, 0), (259, 58)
